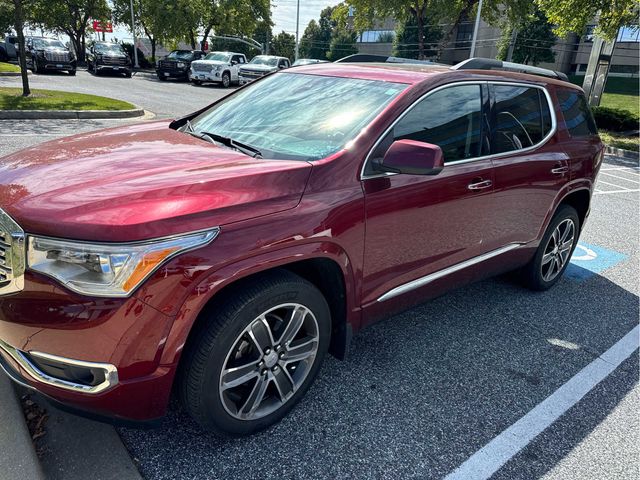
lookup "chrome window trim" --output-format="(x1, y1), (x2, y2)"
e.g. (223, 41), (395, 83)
(377, 243), (523, 302)
(0, 338), (119, 394)
(360, 80), (557, 180)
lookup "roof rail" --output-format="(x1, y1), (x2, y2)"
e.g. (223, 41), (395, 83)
(451, 57), (569, 82)
(335, 53), (440, 65)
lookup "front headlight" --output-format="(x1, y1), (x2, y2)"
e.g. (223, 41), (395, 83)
(177, 62), (186, 68)
(27, 229), (219, 297)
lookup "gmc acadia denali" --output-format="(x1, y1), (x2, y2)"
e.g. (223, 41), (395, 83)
(0, 59), (602, 436)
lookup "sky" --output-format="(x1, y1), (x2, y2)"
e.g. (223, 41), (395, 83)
(271, 0), (342, 37)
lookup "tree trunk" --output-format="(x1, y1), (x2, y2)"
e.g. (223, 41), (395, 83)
(189, 30), (196, 49)
(416, 2), (425, 59)
(437, 0), (478, 61)
(201, 23), (214, 51)
(151, 38), (156, 61)
(12, 0), (29, 96)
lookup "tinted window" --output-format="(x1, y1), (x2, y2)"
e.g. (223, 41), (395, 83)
(557, 89), (598, 137)
(491, 85), (552, 154)
(388, 84), (483, 164)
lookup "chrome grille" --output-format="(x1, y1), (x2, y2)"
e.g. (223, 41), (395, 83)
(239, 69), (266, 79)
(102, 56), (128, 66)
(45, 51), (70, 62)
(193, 63), (213, 73)
(0, 208), (25, 296)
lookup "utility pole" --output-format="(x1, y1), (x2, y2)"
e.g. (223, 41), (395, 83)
(469, 0), (483, 58)
(129, 0), (139, 68)
(583, 35), (616, 106)
(294, 0), (300, 61)
(506, 29), (518, 62)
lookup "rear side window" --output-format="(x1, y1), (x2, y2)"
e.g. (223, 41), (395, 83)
(491, 85), (552, 154)
(556, 89), (598, 137)
(391, 84), (483, 163)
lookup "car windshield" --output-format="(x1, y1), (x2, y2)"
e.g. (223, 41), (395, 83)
(167, 50), (193, 60)
(250, 56), (278, 66)
(95, 43), (124, 54)
(190, 73), (407, 161)
(33, 39), (65, 49)
(204, 52), (230, 62)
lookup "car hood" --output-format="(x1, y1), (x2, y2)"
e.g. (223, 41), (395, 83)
(0, 121), (313, 242)
(241, 64), (276, 72)
(192, 60), (228, 66)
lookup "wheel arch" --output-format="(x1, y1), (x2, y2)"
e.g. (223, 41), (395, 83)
(558, 188), (590, 229)
(160, 243), (359, 369)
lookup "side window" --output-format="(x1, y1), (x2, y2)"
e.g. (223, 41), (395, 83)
(393, 84), (483, 163)
(556, 89), (598, 137)
(491, 85), (552, 154)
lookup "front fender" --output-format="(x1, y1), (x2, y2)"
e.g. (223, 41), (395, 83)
(158, 241), (360, 366)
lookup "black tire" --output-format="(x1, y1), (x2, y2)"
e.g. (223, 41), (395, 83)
(221, 71), (230, 88)
(520, 204), (580, 291)
(179, 270), (331, 436)
(125, 71), (132, 78)
(68, 69), (76, 76)
(192, 79), (202, 86)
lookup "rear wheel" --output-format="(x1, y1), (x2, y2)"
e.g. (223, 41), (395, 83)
(520, 205), (579, 291)
(179, 271), (330, 436)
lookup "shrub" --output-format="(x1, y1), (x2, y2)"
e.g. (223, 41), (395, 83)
(592, 106), (639, 132)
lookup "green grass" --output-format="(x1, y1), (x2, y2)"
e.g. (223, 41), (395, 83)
(599, 130), (639, 151)
(569, 75), (639, 116)
(0, 87), (135, 111)
(0, 62), (20, 73)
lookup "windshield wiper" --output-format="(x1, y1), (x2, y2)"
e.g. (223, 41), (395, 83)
(180, 122), (263, 158)
(200, 131), (263, 159)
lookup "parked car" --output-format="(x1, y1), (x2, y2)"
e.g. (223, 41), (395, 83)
(189, 51), (247, 87)
(0, 59), (602, 436)
(0, 35), (18, 61)
(238, 55), (290, 83)
(292, 58), (329, 66)
(156, 49), (205, 81)
(87, 42), (132, 77)
(24, 37), (76, 75)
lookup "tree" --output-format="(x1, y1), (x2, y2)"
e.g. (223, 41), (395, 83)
(299, 20), (325, 59)
(344, 0), (531, 59)
(12, 0), (29, 96)
(30, 0), (110, 62)
(497, 8), (555, 65)
(270, 31), (295, 61)
(199, 0), (270, 51)
(112, 0), (162, 61)
(0, 0), (14, 34)
(392, 12), (441, 59)
(536, 0), (639, 41)
(326, 30), (358, 61)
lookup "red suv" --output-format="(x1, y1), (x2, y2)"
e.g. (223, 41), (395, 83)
(0, 59), (603, 436)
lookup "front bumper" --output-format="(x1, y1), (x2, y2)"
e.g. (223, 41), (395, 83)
(157, 67), (189, 78)
(96, 64), (131, 74)
(38, 59), (76, 71)
(0, 272), (178, 422)
(190, 70), (224, 82)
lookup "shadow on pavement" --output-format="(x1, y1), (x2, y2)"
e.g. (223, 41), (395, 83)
(119, 269), (639, 479)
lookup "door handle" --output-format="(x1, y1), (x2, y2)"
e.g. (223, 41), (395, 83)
(467, 179), (493, 190)
(551, 166), (569, 175)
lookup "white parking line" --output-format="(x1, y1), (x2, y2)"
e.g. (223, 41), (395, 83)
(594, 189), (640, 195)
(600, 172), (640, 184)
(444, 325), (640, 480)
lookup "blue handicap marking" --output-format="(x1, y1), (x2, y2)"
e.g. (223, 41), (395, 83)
(565, 242), (627, 281)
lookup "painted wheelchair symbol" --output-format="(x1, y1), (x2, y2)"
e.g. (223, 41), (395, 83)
(571, 244), (598, 261)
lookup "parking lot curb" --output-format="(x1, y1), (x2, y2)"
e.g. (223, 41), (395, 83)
(605, 145), (639, 160)
(0, 108), (146, 120)
(0, 374), (45, 480)
(0, 71), (28, 76)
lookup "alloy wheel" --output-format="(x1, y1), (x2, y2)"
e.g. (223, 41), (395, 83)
(222, 73), (230, 88)
(541, 218), (575, 282)
(219, 303), (319, 421)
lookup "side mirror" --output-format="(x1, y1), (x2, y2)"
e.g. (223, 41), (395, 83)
(231, 60), (237, 65)
(375, 139), (444, 175)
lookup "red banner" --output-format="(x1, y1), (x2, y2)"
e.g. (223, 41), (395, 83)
(92, 20), (113, 33)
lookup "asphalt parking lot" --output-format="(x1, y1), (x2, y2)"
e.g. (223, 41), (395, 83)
(0, 71), (638, 479)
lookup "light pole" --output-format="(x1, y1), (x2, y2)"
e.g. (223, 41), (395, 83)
(294, 0), (300, 61)
(469, 0), (483, 58)
(129, 0), (139, 68)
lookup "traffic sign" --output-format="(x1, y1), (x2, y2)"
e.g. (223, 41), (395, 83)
(92, 20), (113, 33)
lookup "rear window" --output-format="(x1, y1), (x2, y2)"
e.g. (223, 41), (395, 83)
(491, 85), (553, 154)
(556, 89), (598, 137)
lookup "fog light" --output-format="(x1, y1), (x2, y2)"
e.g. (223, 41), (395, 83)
(24, 352), (106, 387)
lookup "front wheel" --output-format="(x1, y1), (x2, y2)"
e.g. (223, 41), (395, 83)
(192, 79), (202, 86)
(520, 205), (579, 291)
(221, 71), (230, 88)
(68, 69), (76, 76)
(179, 271), (331, 436)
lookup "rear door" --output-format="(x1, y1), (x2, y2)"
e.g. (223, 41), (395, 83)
(487, 82), (566, 246)
(361, 83), (496, 307)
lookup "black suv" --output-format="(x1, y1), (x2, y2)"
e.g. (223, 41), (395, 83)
(157, 50), (205, 81)
(26, 37), (76, 75)
(87, 42), (132, 77)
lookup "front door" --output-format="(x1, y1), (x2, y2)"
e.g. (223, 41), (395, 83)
(361, 83), (497, 309)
